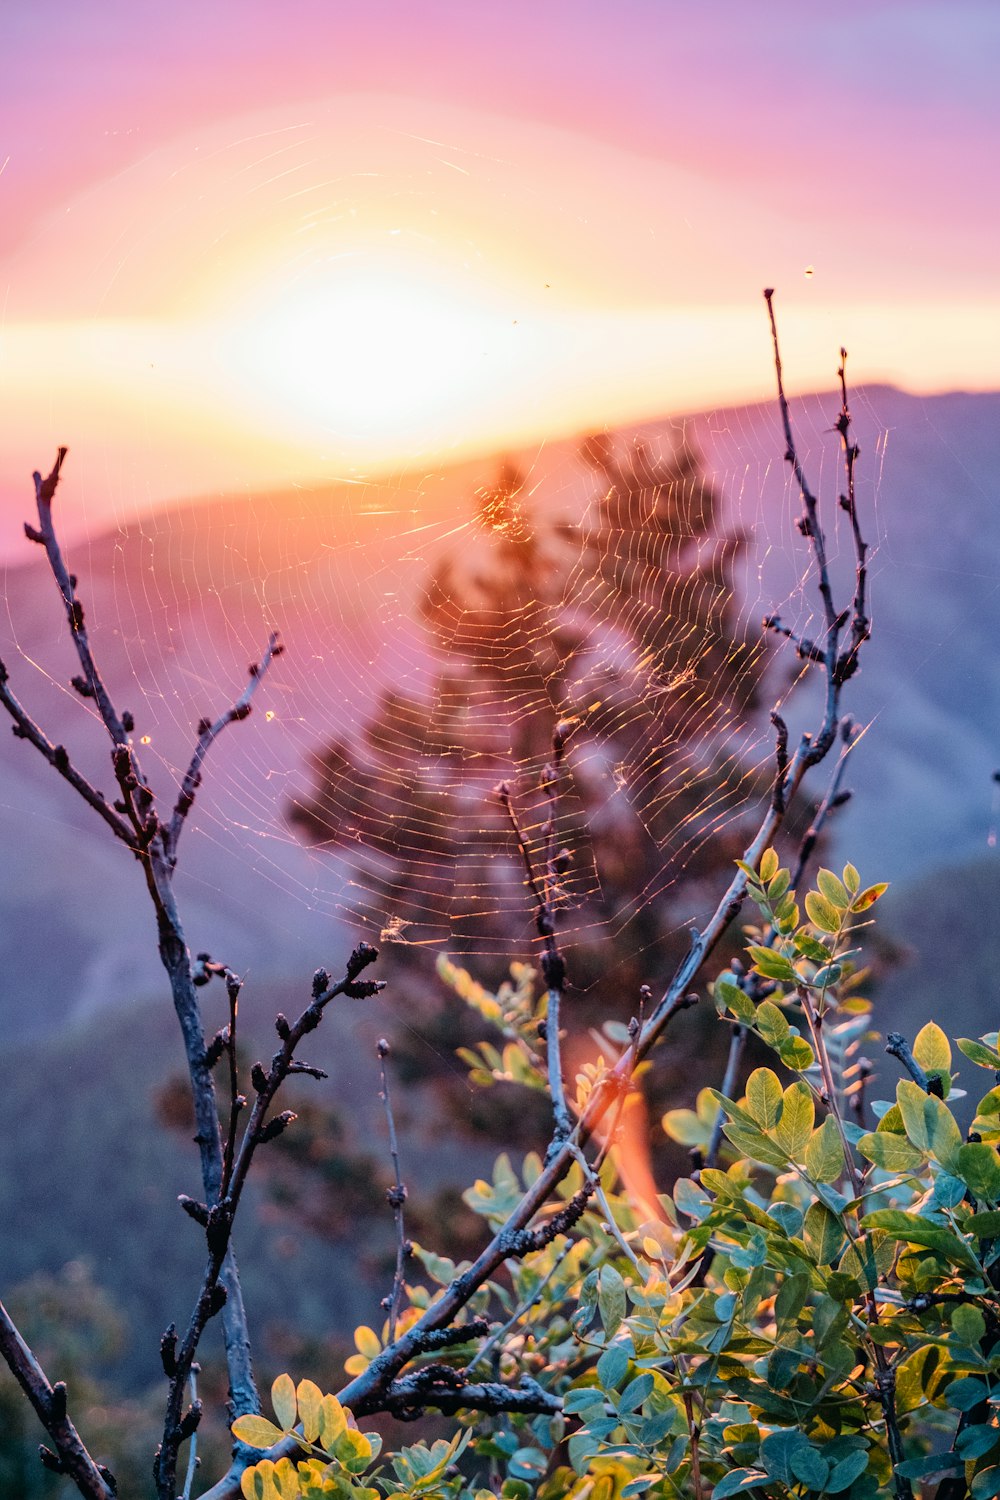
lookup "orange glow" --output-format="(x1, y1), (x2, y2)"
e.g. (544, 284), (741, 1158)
(217, 258), (521, 449)
(2, 92), (999, 533)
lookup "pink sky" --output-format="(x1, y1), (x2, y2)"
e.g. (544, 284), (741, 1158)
(2, 1), (998, 528)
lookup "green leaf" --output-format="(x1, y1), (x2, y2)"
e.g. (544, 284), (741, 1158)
(774, 1271), (810, 1328)
(913, 1022), (952, 1073)
(794, 930), (832, 963)
(840, 1231), (893, 1291)
(817, 868), (850, 910)
(805, 890), (842, 934)
(952, 1302), (987, 1348)
(598, 1265), (626, 1337)
(747, 946), (797, 984)
(861, 1210), (981, 1271)
(232, 1416), (286, 1450)
(746, 1068), (783, 1130)
(805, 1115), (846, 1182)
(778, 1035), (815, 1070)
(790, 1447), (830, 1490)
(895, 1453), (962, 1482)
(715, 979), (754, 1021)
(596, 1343), (630, 1390)
(619, 1373), (654, 1411)
(755, 1002), (790, 1047)
(826, 1450), (869, 1493)
(712, 1471), (769, 1498)
(972, 1466), (1000, 1499)
(270, 1373), (297, 1433)
(759, 848), (779, 882)
(959, 1038), (1000, 1069)
(959, 1143), (1000, 1203)
(802, 1202), (847, 1265)
(843, 863), (860, 894)
(896, 1079), (963, 1170)
(724, 1122), (790, 1168)
(858, 1130), (925, 1172)
(774, 1084), (814, 1158)
(760, 1429), (811, 1484)
(662, 1107), (710, 1147)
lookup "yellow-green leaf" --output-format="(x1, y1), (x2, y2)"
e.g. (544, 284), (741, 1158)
(297, 1379), (323, 1443)
(817, 868), (849, 911)
(353, 1325), (381, 1359)
(271, 1373), (297, 1433)
(805, 890), (841, 934)
(775, 1083), (814, 1158)
(232, 1416), (286, 1451)
(913, 1022), (951, 1074)
(842, 863), (861, 895)
(318, 1393), (348, 1448)
(760, 848), (779, 883)
(746, 1068), (783, 1130)
(802, 1202), (846, 1265)
(858, 1131), (925, 1172)
(805, 1115), (845, 1182)
(959, 1038), (1000, 1070)
(896, 1080), (963, 1171)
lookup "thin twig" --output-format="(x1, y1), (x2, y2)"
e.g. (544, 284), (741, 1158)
(885, 1033), (932, 1093)
(497, 751), (572, 1149)
(181, 1369), (200, 1500)
(165, 632), (282, 864)
(0, 1301), (115, 1499)
(156, 945), (384, 1495)
(704, 1025), (745, 1171)
(0, 667), (136, 848)
(377, 1038), (408, 1344)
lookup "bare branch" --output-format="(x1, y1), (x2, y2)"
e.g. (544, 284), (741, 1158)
(155, 944), (384, 1497)
(377, 1038), (409, 1344)
(0, 665), (136, 848)
(885, 1033), (934, 1094)
(0, 1300), (115, 1499)
(165, 632), (282, 863)
(374, 1369), (562, 1421)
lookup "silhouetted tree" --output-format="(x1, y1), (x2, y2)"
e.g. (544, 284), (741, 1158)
(290, 433), (765, 1008)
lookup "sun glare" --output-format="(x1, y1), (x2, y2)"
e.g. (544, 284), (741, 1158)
(219, 263), (517, 453)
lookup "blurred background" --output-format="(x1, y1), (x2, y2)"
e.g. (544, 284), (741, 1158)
(1, 2), (999, 1488)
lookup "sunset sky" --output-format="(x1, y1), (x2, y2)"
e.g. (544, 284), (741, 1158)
(3, 0), (998, 530)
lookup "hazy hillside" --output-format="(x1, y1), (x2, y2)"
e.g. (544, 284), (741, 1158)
(0, 385), (998, 1044)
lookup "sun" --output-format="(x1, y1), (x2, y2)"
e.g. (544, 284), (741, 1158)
(217, 258), (519, 458)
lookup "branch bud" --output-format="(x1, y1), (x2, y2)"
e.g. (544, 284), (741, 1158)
(346, 941), (379, 980)
(38, 1446), (64, 1475)
(178, 1195), (209, 1226)
(160, 1323), (178, 1378)
(259, 1110), (296, 1144)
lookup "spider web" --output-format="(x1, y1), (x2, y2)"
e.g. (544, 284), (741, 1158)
(0, 107), (890, 1019)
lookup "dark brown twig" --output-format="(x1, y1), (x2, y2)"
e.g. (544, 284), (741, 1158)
(377, 1038), (408, 1344)
(497, 740), (573, 1151)
(156, 945), (384, 1496)
(0, 1301), (115, 1498)
(0, 454), (286, 1461)
(164, 633), (282, 865)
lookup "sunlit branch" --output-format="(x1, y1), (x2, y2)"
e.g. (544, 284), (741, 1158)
(165, 631), (282, 864)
